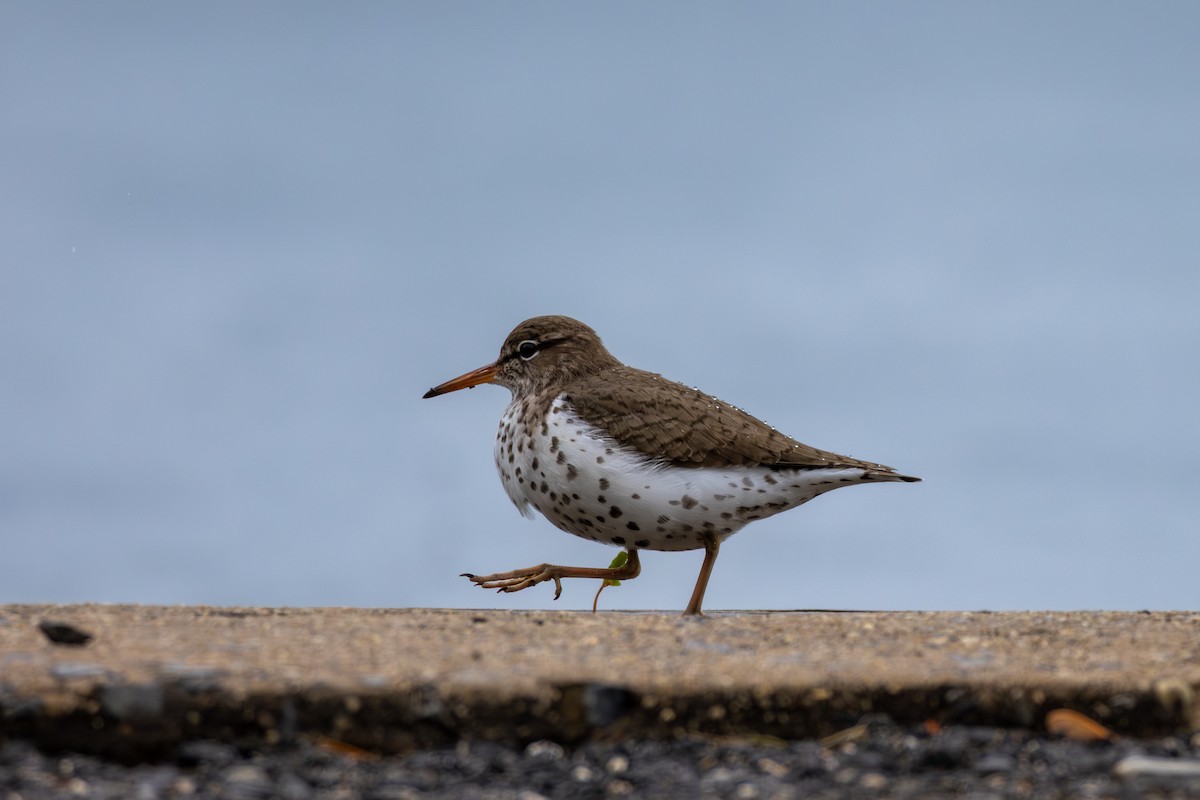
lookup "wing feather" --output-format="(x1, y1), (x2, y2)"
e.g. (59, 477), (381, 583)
(566, 366), (898, 471)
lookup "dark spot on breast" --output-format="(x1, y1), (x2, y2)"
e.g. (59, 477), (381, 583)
(635, 539), (650, 548)
(557, 451), (566, 465)
(611, 536), (626, 545)
(595, 456), (605, 464)
(531, 457), (539, 471)
(657, 515), (670, 524)
(595, 516), (606, 523)
(597, 495), (606, 504)
(578, 518), (594, 528)
(550, 437), (560, 453)
(540, 482), (549, 493)
(566, 464), (578, 480)
(599, 478), (610, 491)
(631, 493), (641, 500)
(609, 506), (623, 518)
(668, 500), (680, 506)
(763, 473), (778, 485)
(742, 477), (754, 487)
(680, 495), (697, 509)
(721, 512), (732, 519)
(626, 521), (640, 531)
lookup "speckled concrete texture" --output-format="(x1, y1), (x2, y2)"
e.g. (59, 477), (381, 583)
(1, 606), (1197, 758)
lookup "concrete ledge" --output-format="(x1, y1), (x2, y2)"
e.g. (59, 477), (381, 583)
(1, 606), (1197, 759)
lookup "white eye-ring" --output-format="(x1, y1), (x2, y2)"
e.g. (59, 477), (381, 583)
(517, 340), (540, 361)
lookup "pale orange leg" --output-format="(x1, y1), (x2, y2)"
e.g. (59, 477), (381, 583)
(464, 549), (641, 601)
(683, 534), (721, 616)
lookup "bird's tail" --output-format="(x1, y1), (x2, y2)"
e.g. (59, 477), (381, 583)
(863, 469), (921, 483)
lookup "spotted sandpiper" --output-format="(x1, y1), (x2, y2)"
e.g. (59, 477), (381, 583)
(423, 315), (919, 615)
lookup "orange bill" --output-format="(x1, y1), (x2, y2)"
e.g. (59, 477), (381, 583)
(423, 362), (498, 398)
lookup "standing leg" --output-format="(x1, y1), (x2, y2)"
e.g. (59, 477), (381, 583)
(683, 534), (720, 616)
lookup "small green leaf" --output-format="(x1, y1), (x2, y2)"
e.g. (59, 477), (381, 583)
(603, 551), (629, 587)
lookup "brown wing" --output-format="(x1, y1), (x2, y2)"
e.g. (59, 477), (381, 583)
(565, 366), (897, 471)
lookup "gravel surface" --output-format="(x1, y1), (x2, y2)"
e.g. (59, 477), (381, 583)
(4, 718), (1200, 799)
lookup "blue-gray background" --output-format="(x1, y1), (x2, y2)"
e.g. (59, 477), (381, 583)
(3, 3), (1197, 611)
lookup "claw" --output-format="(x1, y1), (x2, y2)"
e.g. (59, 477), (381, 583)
(459, 551), (640, 605)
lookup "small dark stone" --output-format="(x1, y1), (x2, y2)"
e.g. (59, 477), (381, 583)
(37, 620), (93, 646)
(919, 729), (971, 768)
(582, 684), (637, 727)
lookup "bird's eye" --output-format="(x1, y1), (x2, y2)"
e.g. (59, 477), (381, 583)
(517, 340), (539, 361)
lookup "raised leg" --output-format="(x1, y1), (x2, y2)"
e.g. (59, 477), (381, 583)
(464, 549), (641, 600)
(683, 534), (720, 616)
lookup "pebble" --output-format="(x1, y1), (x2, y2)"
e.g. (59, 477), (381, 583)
(1113, 754), (1200, 780)
(37, 620), (94, 646)
(221, 764), (273, 800)
(973, 752), (1016, 773)
(0, 720), (1198, 799)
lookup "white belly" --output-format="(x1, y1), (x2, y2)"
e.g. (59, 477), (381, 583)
(494, 395), (868, 552)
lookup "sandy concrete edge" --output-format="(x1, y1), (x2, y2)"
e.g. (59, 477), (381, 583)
(2, 606), (1197, 758)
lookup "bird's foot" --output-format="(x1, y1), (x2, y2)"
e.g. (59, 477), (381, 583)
(463, 550), (641, 602)
(463, 564), (566, 598)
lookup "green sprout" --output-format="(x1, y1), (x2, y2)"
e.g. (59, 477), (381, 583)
(591, 551), (629, 613)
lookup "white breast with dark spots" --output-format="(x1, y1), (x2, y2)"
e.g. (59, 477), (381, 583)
(494, 395), (874, 552)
